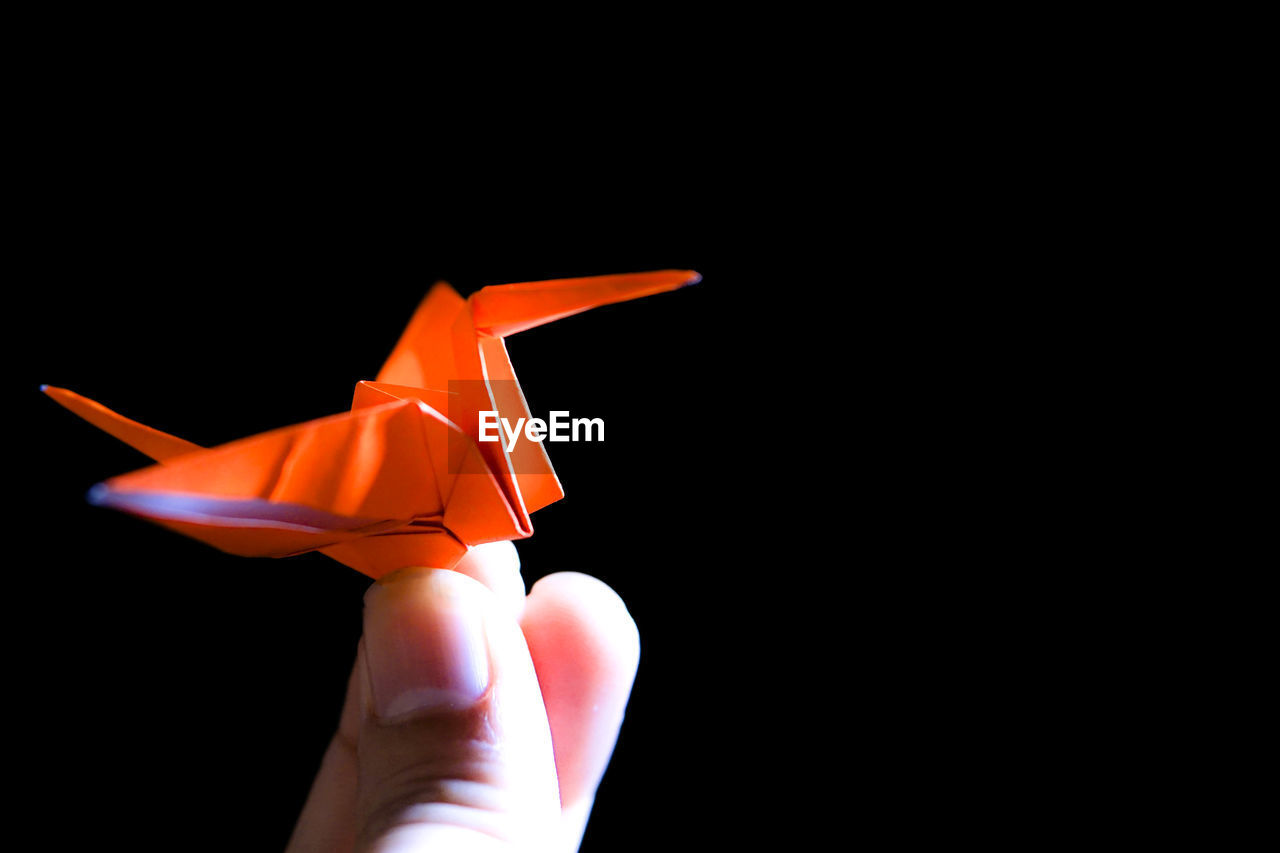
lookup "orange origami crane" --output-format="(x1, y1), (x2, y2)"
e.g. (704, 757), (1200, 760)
(44, 270), (699, 579)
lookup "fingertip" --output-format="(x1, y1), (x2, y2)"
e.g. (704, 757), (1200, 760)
(452, 542), (526, 621)
(350, 565), (561, 849)
(522, 572), (641, 810)
(527, 572), (640, 666)
(461, 540), (522, 573)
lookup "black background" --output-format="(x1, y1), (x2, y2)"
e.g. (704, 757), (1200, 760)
(15, 195), (782, 850)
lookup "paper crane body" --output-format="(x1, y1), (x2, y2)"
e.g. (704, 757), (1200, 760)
(45, 270), (699, 579)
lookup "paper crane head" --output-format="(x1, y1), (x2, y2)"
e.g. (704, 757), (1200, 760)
(45, 270), (699, 578)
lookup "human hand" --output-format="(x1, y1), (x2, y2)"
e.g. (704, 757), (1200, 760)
(285, 543), (640, 852)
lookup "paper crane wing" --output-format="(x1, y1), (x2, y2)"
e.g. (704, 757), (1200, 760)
(50, 392), (523, 577)
(45, 269), (699, 578)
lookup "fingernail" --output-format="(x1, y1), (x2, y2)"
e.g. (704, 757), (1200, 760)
(363, 569), (490, 721)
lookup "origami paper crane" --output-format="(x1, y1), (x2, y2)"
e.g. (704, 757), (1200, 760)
(44, 270), (699, 579)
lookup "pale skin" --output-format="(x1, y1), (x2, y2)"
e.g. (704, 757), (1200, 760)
(286, 542), (641, 853)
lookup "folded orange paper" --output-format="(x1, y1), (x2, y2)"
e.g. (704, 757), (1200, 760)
(45, 270), (699, 578)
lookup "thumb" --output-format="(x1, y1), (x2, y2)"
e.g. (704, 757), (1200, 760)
(355, 568), (560, 852)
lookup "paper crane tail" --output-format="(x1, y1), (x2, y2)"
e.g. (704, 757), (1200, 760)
(43, 385), (202, 462)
